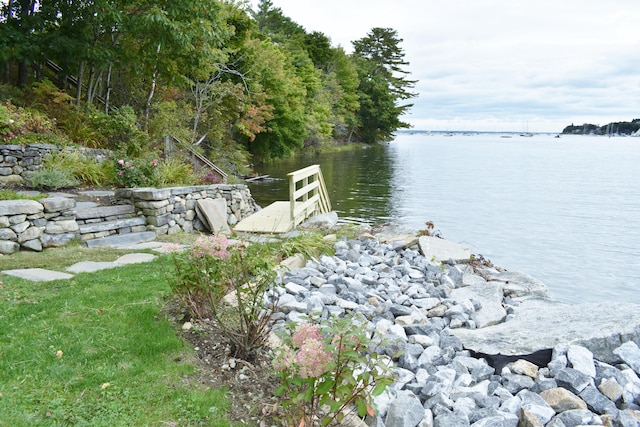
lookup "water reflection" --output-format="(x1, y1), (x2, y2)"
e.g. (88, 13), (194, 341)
(247, 144), (395, 224)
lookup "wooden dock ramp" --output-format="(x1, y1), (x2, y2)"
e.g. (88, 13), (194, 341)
(234, 165), (331, 233)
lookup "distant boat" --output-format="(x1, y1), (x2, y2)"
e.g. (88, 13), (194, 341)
(520, 120), (534, 137)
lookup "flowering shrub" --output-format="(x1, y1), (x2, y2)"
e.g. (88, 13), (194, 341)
(200, 171), (221, 185)
(166, 235), (277, 360)
(273, 314), (396, 426)
(113, 157), (159, 188)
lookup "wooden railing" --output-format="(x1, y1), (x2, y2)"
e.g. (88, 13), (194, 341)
(288, 165), (331, 227)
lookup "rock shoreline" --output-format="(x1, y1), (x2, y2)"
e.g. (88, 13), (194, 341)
(269, 233), (640, 427)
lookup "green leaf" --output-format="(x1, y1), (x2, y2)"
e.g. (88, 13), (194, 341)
(355, 396), (367, 417)
(316, 378), (334, 395)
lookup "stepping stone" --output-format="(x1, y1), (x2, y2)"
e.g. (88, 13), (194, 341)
(85, 231), (157, 248)
(114, 253), (157, 265)
(66, 261), (117, 274)
(2, 268), (74, 282)
(419, 236), (471, 263)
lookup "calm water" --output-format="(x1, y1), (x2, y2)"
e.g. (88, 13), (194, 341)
(248, 133), (640, 304)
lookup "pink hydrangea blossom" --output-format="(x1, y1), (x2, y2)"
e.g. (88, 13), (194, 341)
(191, 235), (231, 259)
(295, 338), (332, 378)
(273, 345), (296, 371)
(292, 323), (322, 349)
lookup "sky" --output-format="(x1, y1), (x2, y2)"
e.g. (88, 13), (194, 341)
(249, 0), (640, 133)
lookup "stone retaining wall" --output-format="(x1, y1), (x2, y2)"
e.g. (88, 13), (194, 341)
(0, 184), (257, 255)
(0, 144), (111, 186)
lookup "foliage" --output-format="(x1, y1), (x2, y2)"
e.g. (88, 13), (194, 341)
(24, 169), (79, 190)
(41, 149), (111, 186)
(113, 156), (159, 188)
(272, 231), (335, 261)
(1, 0), (417, 162)
(199, 171), (222, 185)
(157, 156), (197, 187)
(0, 100), (66, 144)
(166, 235), (278, 360)
(351, 27), (417, 143)
(0, 256), (234, 425)
(273, 314), (396, 426)
(0, 189), (44, 200)
(562, 119), (640, 136)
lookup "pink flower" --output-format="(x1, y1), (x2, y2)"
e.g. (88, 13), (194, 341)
(118, 171), (124, 176)
(152, 159), (158, 167)
(295, 338), (332, 378)
(117, 159), (124, 166)
(292, 323), (322, 349)
(273, 345), (296, 371)
(191, 235), (231, 259)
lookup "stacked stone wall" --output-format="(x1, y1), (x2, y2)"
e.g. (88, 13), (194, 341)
(115, 185), (257, 235)
(0, 144), (111, 187)
(0, 184), (257, 255)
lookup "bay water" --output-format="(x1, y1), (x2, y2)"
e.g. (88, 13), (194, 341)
(248, 133), (640, 304)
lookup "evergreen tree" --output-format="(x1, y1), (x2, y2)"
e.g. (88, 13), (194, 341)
(352, 27), (417, 143)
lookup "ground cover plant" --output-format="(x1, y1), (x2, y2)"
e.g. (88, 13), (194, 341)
(0, 256), (234, 426)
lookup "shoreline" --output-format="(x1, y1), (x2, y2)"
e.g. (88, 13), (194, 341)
(270, 229), (640, 426)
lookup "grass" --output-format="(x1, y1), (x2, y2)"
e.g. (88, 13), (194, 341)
(0, 189), (46, 201)
(0, 255), (234, 426)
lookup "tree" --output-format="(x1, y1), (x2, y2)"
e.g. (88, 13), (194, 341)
(351, 27), (417, 143)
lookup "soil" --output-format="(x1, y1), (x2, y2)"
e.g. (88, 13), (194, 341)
(168, 304), (283, 426)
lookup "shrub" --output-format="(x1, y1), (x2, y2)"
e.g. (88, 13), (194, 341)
(166, 235), (277, 360)
(157, 157), (196, 186)
(24, 169), (79, 190)
(199, 171), (222, 185)
(0, 100), (66, 144)
(273, 314), (396, 426)
(113, 156), (159, 188)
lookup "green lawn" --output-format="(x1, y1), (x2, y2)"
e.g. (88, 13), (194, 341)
(0, 256), (233, 426)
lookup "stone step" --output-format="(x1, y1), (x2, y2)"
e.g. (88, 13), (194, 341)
(78, 217), (146, 234)
(76, 204), (135, 220)
(85, 231), (157, 248)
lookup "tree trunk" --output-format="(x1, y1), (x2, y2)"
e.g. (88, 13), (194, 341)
(104, 64), (112, 114)
(76, 61), (85, 106)
(17, 60), (29, 87)
(144, 43), (162, 129)
(86, 66), (96, 105)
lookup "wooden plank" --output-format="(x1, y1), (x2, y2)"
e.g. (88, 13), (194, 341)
(233, 201), (295, 233)
(288, 164), (320, 182)
(293, 180), (320, 200)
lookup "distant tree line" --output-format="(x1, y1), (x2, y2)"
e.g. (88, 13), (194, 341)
(0, 0), (417, 162)
(562, 119), (640, 136)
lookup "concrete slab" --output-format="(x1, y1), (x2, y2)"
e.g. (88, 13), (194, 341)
(196, 198), (231, 234)
(114, 253), (157, 265)
(419, 236), (471, 263)
(66, 261), (117, 274)
(2, 268), (74, 282)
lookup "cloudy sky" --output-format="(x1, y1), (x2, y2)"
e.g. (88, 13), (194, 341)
(250, 0), (640, 133)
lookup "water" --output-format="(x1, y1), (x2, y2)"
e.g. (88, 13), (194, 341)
(248, 133), (640, 304)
